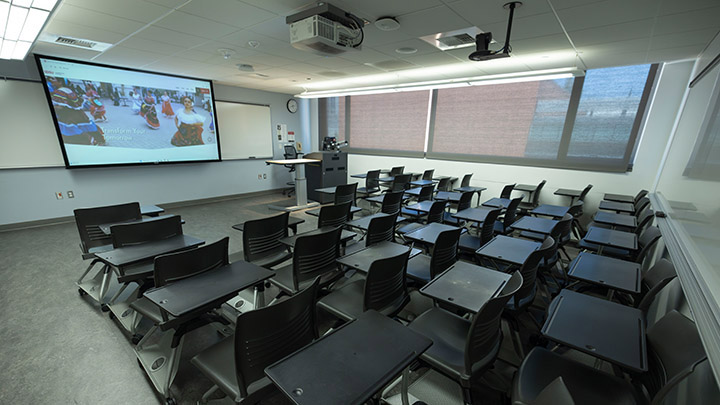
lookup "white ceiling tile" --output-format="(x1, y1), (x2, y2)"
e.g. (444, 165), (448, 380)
(154, 11), (239, 40)
(372, 39), (443, 57)
(143, 57), (214, 76)
(178, 0), (276, 29)
(577, 38), (651, 55)
(32, 42), (104, 60)
(645, 44), (705, 63)
(480, 13), (563, 41)
(652, 7), (720, 35)
(240, 53), (296, 67)
(448, 0), (553, 27)
(339, 48), (397, 64)
(93, 46), (164, 67)
(361, 26), (416, 47)
(121, 37), (186, 56)
(568, 19), (655, 47)
(145, 0), (189, 8)
(180, 43), (258, 64)
(333, 0), (444, 19)
(53, 4), (146, 35)
(522, 53), (582, 70)
(398, 51), (462, 67)
(239, 0), (312, 15)
(244, 16), (291, 41)
(398, 6), (474, 37)
(305, 56), (358, 69)
(556, 0), (658, 32)
(43, 18), (127, 44)
(657, 0), (720, 16)
(649, 28), (718, 51)
(581, 51), (649, 69)
(509, 34), (573, 54)
(62, 0), (172, 24)
(134, 26), (210, 48)
(547, 0), (606, 10)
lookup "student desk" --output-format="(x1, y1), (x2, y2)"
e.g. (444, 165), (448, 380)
(513, 184), (538, 203)
(603, 193), (635, 204)
(453, 185), (487, 206)
(266, 158), (321, 212)
(482, 197), (512, 209)
(404, 200), (445, 214)
(265, 310), (432, 405)
(553, 188), (583, 204)
(475, 235), (540, 269)
(336, 241), (420, 273)
(403, 222), (462, 247)
(542, 289), (648, 373)
(592, 211), (637, 229)
(409, 179), (436, 187)
(434, 191), (463, 204)
(582, 227), (637, 255)
(530, 204), (570, 219)
(139, 260), (275, 401)
(510, 216), (558, 235)
(567, 252), (642, 294)
(420, 261), (510, 313)
(598, 200), (635, 214)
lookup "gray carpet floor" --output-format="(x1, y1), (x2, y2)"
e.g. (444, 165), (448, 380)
(0, 192), (564, 404)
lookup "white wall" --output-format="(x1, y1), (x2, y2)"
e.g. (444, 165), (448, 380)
(0, 78), (307, 225)
(347, 61), (694, 215)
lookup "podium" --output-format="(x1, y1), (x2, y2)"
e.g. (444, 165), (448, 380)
(305, 151), (348, 204)
(265, 158), (321, 211)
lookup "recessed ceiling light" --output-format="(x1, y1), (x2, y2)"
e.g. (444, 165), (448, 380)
(395, 47), (417, 55)
(237, 63), (254, 72)
(375, 17), (400, 31)
(218, 48), (235, 59)
(247, 40), (260, 48)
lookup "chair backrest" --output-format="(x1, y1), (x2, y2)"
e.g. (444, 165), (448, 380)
(390, 166), (405, 176)
(502, 197), (524, 229)
(234, 277), (319, 398)
(283, 145), (297, 159)
(457, 191), (474, 212)
(74, 202), (141, 253)
(465, 271), (522, 374)
(531, 377), (575, 405)
(390, 173), (411, 192)
(422, 169), (435, 181)
(637, 258), (677, 313)
(417, 184), (435, 202)
(479, 209), (503, 245)
(634, 196), (651, 213)
(110, 215), (183, 248)
(437, 177), (451, 192)
(429, 228), (461, 279)
(634, 226), (662, 263)
(635, 209), (654, 235)
(554, 214), (574, 245)
(634, 189), (649, 204)
(292, 227), (341, 289)
(578, 184), (593, 202)
(154, 237), (229, 287)
(318, 201), (352, 228)
(334, 183), (358, 206)
(514, 237), (554, 307)
(427, 201), (447, 224)
(460, 174), (473, 188)
(381, 191), (404, 215)
(500, 184), (516, 199)
(366, 213), (397, 247)
(568, 200), (584, 218)
(642, 310), (707, 404)
(243, 212), (289, 264)
(363, 249), (411, 317)
(532, 180), (547, 206)
(366, 170), (381, 190)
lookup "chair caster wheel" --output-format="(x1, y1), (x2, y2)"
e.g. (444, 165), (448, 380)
(101, 304), (110, 312)
(166, 397), (177, 405)
(78, 288), (87, 297)
(131, 334), (143, 344)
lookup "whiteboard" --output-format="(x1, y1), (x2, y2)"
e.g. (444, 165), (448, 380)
(216, 100), (273, 160)
(0, 80), (65, 168)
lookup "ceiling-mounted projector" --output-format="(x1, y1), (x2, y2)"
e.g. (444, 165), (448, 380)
(286, 3), (364, 56)
(469, 1), (521, 61)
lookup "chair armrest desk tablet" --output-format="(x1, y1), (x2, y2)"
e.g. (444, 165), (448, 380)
(510, 217), (558, 236)
(567, 252), (642, 294)
(592, 212), (637, 229)
(266, 158), (321, 212)
(420, 261), (511, 313)
(279, 227), (357, 249)
(336, 241), (420, 273)
(475, 235), (540, 269)
(403, 222), (462, 247)
(530, 204), (570, 219)
(482, 197), (512, 209)
(582, 227), (638, 255)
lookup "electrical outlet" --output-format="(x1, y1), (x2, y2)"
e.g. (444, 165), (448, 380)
(67, 191), (75, 198)
(55, 192), (63, 200)
(258, 174), (262, 180)
(263, 173), (267, 179)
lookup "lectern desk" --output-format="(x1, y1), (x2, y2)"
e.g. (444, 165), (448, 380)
(266, 158), (321, 212)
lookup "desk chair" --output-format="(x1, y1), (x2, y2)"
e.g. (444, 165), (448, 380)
(518, 180), (546, 213)
(270, 227), (342, 295)
(74, 202), (142, 303)
(401, 185), (435, 220)
(282, 145), (302, 197)
(380, 191), (405, 215)
(345, 212), (398, 255)
(493, 197), (523, 235)
(579, 225), (662, 264)
(511, 310), (707, 405)
(500, 183), (516, 199)
(390, 166), (405, 176)
(577, 184), (592, 202)
(385, 173), (411, 193)
(318, 201), (352, 228)
(192, 277), (319, 405)
(589, 207), (654, 234)
(106, 215), (185, 332)
(442, 191), (474, 226)
(398, 200), (447, 237)
(458, 208), (502, 255)
(132, 238), (232, 403)
(356, 170), (382, 202)
(318, 249), (411, 322)
(422, 169), (435, 181)
(307, 183), (360, 218)
(242, 212), (291, 269)
(436, 177), (451, 192)
(407, 271), (522, 405)
(406, 228), (461, 284)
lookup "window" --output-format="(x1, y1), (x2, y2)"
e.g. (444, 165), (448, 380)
(318, 64), (658, 171)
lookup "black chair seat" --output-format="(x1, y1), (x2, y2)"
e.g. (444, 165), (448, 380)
(250, 249), (292, 268)
(317, 280), (366, 321)
(518, 201), (536, 211)
(190, 336), (276, 403)
(511, 347), (639, 405)
(458, 233), (484, 253)
(442, 211), (463, 226)
(406, 254), (432, 283)
(357, 186), (381, 194)
(577, 239), (631, 259)
(397, 222), (426, 235)
(409, 307), (498, 382)
(401, 206), (426, 220)
(519, 230), (545, 241)
(493, 221), (509, 235)
(130, 296), (164, 324)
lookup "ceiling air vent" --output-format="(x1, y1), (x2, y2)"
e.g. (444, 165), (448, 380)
(419, 27), (495, 51)
(38, 33), (113, 52)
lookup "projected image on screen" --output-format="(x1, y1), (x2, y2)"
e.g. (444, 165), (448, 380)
(35, 55), (221, 168)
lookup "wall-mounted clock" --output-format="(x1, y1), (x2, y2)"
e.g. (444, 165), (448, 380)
(287, 98), (298, 113)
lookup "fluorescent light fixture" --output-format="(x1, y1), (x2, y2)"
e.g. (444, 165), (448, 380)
(296, 67), (583, 98)
(0, 0), (58, 60)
